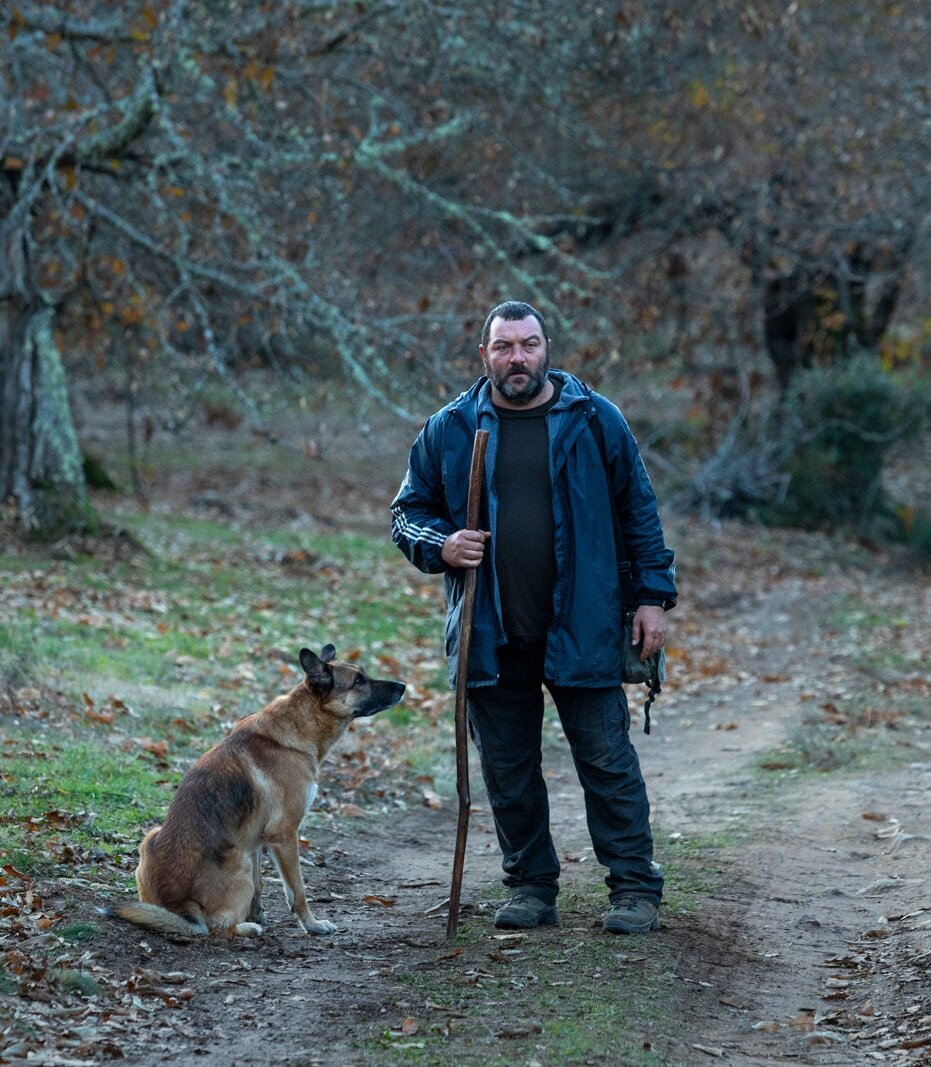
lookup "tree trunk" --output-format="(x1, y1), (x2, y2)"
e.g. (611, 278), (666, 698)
(762, 271), (822, 390)
(0, 301), (87, 534)
(1, 192), (87, 535)
(761, 241), (910, 390)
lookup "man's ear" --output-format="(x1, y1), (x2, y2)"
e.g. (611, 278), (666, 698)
(299, 648), (332, 688)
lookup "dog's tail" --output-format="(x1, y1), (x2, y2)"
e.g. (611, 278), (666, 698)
(99, 901), (208, 938)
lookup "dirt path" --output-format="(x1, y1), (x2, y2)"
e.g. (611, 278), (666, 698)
(17, 520), (927, 1066)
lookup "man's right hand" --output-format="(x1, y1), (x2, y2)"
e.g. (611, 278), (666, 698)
(442, 529), (490, 568)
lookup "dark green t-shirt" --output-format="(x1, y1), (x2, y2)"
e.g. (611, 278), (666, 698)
(493, 379), (562, 638)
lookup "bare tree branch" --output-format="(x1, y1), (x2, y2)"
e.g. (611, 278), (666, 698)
(4, 2), (136, 43)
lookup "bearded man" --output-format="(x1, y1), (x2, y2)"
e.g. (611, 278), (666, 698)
(391, 300), (677, 934)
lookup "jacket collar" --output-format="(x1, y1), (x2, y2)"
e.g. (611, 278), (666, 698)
(450, 370), (590, 425)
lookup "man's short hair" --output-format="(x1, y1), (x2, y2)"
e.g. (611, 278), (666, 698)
(481, 301), (549, 351)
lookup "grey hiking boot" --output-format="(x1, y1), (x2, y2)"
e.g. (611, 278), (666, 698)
(494, 892), (558, 930)
(602, 895), (660, 935)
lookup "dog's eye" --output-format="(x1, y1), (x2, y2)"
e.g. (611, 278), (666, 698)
(352, 675), (365, 689)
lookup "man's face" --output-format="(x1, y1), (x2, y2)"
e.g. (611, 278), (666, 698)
(480, 315), (549, 404)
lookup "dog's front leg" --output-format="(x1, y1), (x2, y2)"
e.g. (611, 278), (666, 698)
(247, 847), (267, 925)
(269, 841), (336, 935)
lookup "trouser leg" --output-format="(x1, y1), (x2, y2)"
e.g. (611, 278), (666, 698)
(548, 683), (663, 903)
(466, 640), (559, 903)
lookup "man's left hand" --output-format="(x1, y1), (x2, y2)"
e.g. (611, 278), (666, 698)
(631, 605), (667, 661)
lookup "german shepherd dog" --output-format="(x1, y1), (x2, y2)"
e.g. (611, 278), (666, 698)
(103, 645), (404, 938)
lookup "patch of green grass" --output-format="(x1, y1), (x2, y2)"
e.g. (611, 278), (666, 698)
(3, 613), (206, 688)
(759, 685), (930, 778)
(384, 704), (425, 729)
(59, 922), (101, 944)
(394, 723), (456, 798)
(2, 847), (45, 875)
(658, 828), (738, 913)
(0, 735), (176, 872)
(117, 428), (309, 487)
(821, 594), (907, 632)
(789, 722), (861, 772)
(50, 968), (101, 997)
(0, 622), (37, 689)
(863, 649), (931, 676)
(0, 553), (41, 575)
(381, 926), (678, 1066)
(365, 849), (739, 1067)
(116, 510), (243, 553)
(540, 998), (668, 1065)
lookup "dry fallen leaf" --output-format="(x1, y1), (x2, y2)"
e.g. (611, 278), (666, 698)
(789, 1011), (816, 1032)
(388, 1018), (422, 1042)
(361, 894), (396, 907)
(436, 948), (463, 962)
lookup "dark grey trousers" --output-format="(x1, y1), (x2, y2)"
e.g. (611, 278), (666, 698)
(467, 637), (663, 906)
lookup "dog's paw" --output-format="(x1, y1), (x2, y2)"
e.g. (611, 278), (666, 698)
(303, 917), (337, 935)
(247, 908), (268, 925)
(233, 922), (264, 938)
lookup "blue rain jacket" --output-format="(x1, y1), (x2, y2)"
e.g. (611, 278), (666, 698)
(390, 371), (677, 688)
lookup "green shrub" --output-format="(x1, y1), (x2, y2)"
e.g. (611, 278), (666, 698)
(769, 354), (930, 529)
(693, 354), (930, 541)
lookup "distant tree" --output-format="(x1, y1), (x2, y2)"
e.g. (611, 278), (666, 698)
(606, 0), (929, 386)
(0, 0), (618, 533)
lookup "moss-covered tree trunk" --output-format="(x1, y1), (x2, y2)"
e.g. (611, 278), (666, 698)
(1, 208), (86, 535)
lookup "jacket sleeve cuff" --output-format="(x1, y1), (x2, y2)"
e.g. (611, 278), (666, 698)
(638, 596), (677, 611)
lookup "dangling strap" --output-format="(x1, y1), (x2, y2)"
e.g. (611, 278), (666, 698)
(643, 676), (661, 735)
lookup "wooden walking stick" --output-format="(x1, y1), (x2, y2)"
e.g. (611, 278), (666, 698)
(446, 428), (489, 939)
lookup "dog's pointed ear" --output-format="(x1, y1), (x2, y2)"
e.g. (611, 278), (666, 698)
(320, 644), (336, 663)
(299, 647), (332, 688)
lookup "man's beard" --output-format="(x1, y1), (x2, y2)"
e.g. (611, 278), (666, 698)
(487, 358), (550, 404)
